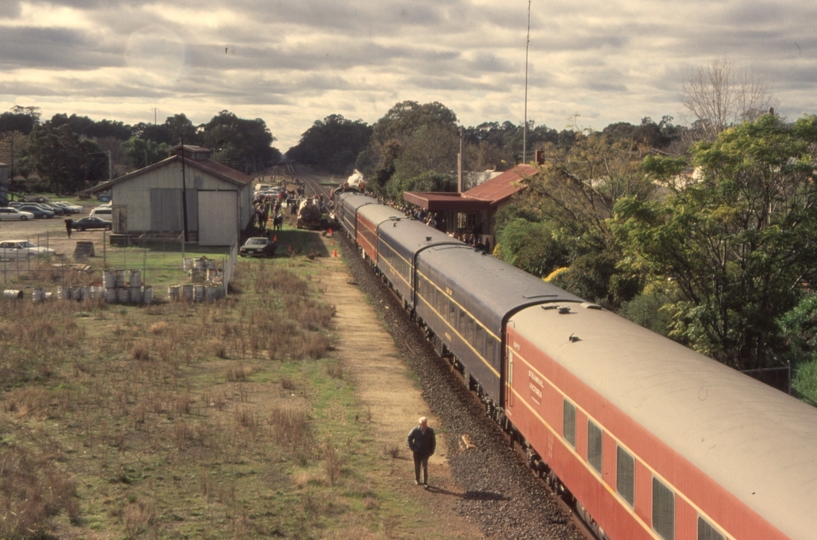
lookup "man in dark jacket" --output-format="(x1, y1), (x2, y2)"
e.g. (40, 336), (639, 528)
(407, 416), (436, 487)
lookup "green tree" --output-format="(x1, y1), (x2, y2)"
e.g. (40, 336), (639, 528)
(26, 123), (104, 194)
(494, 218), (569, 278)
(121, 136), (169, 168)
(201, 110), (280, 173)
(503, 133), (655, 307)
(360, 101), (458, 193)
(389, 171), (456, 200)
(613, 114), (817, 369)
(287, 114), (371, 175)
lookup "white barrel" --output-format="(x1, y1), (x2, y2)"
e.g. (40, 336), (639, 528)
(183, 258), (192, 271)
(102, 270), (116, 288)
(117, 288), (130, 303)
(142, 286), (154, 304)
(32, 288), (45, 303)
(129, 286), (143, 303)
(129, 270), (141, 289)
(182, 285), (194, 301)
(115, 270), (128, 288)
(45, 292), (53, 300)
(105, 288), (118, 303)
(168, 285), (180, 301)
(55, 286), (66, 300)
(3, 290), (23, 299)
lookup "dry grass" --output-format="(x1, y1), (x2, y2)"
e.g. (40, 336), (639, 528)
(0, 255), (428, 539)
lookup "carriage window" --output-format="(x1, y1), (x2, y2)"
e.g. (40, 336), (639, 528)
(653, 477), (675, 540)
(587, 421), (602, 474)
(459, 308), (467, 336)
(697, 517), (724, 540)
(448, 302), (456, 324)
(475, 326), (485, 355)
(617, 446), (635, 507)
(563, 400), (576, 447)
(466, 317), (475, 343)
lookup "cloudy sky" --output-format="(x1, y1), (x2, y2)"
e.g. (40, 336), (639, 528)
(1, 0), (815, 151)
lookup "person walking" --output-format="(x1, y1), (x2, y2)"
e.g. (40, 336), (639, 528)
(407, 416), (436, 488)
(65, 218), (73, 238)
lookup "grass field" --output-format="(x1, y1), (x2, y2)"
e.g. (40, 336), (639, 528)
(0, 255), (425, 539)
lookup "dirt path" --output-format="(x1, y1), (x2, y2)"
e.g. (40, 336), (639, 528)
(318, 255), (484, 539)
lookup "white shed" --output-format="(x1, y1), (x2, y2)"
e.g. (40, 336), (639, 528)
(89, 145), (254, 246)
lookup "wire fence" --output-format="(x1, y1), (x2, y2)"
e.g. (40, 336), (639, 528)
(1, 231), (237, 304)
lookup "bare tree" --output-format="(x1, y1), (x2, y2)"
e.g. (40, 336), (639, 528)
(681, 58), (774, 141)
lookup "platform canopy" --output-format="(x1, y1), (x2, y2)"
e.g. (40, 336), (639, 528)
(403, 164), (536, 211)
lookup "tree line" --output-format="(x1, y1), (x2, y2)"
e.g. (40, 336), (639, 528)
(0, 107), (281, 195)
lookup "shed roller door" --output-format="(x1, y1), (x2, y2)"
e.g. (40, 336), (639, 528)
(198, 191), (238, 246)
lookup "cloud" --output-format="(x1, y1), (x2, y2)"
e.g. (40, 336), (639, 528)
(0, 0), (816, 150)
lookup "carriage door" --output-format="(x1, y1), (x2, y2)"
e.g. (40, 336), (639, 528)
(507, 351), (515, 410)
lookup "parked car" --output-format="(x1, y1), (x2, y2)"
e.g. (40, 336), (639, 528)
(17, 205), (55, 219)
(40, 203), (66, 216)
(0, 207), (35, 220)
(52, 201), (83, 214)
(70, 216), (112, 231)
(0, 240), (56, 260)
(90, 207), (112, 218)
(239, 237), (277, 257)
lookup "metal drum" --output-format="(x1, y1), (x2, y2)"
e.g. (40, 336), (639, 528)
(105, 288), (118, 303)
(168, 285), (180, 301)
(102, 270), (116, 288)
(3, 290), (23, 299)
(31, 288), (45, 303)
(181, 285), (194, 301)
(117, 288), (130, 303)
(142, 286), (154, 304)
(194, 285), (205, 302)
(129, 270), (141, 289)
(115, 270), (128, 288)
(129, 286), (143, 304)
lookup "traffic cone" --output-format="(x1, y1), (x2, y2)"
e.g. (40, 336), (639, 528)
(273, 235), (277, 242)
(332, 248), (338, 257)
(328, 227), (333, 237)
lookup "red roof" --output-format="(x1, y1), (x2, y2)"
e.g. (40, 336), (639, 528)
(403, 164), (536, 211)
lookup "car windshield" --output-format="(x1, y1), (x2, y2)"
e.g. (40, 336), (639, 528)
(246, 238), (267, 245)
(19, 242), (36, 248)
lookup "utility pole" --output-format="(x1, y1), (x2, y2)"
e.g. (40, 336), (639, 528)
(458, 126), (464, 193)
(180, 134), (189, 243)
(523, 0), (531, 164)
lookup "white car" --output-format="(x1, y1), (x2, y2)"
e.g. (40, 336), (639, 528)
(0, 207), (35, 220)
(90, 207), (112, 217)
(0, 240), (56, 260)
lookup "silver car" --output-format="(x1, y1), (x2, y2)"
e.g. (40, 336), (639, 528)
(0, 240), (56, 259)
(0, 207), (35, 220)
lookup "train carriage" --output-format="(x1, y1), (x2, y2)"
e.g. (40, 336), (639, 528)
(335, 193), (375, 239)
(376, 219), (463, 309)
(355, 204), (404, 264)
(416, 246), (582, 410)
(506, 302), (817, 540)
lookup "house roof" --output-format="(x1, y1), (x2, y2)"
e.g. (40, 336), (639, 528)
(403, 164), (536, 211)
(88, 153), (253, 193)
